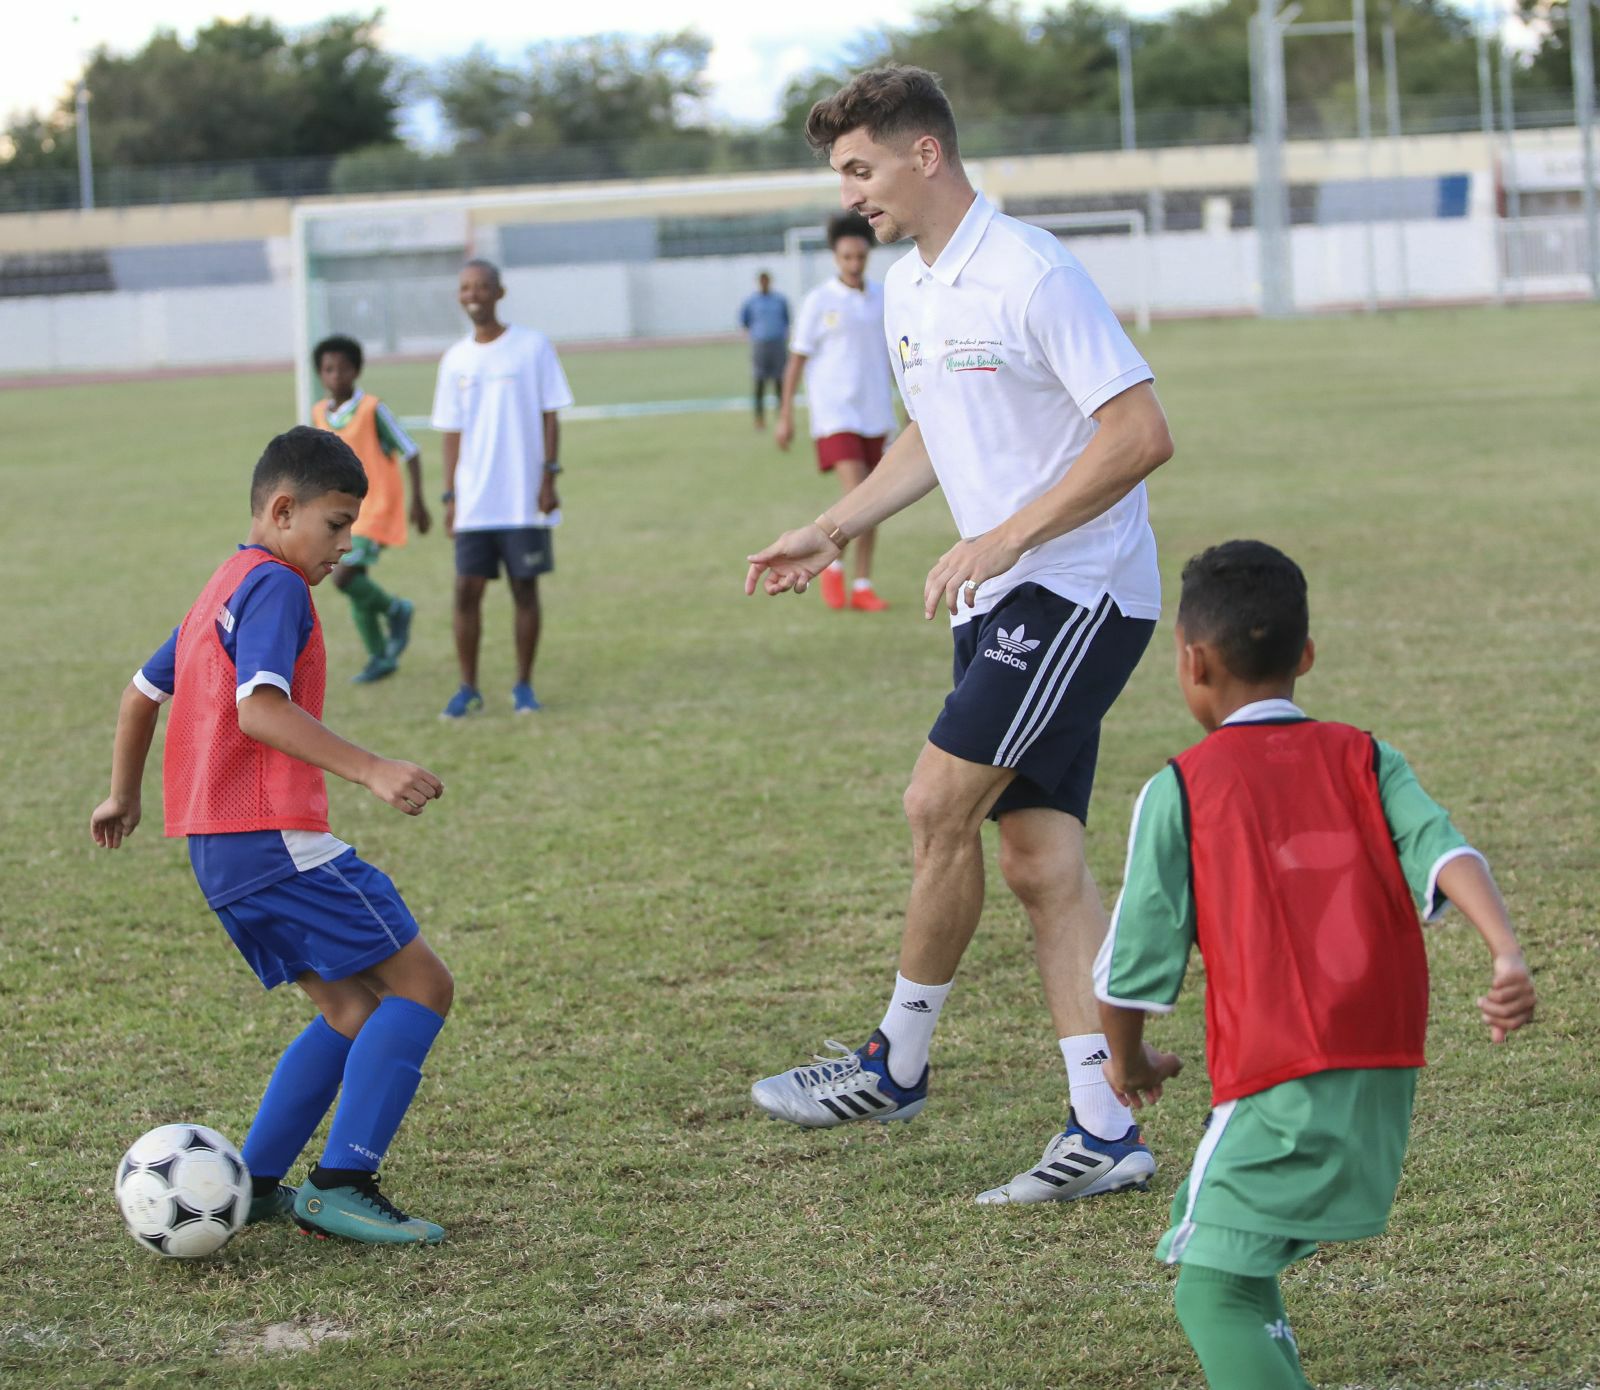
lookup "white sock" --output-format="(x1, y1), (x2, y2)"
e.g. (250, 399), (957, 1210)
(876, 974), (952, 1087)
(852, 577), (874, 592)
(1061, 1034), (1135, 1141)
(826, 559), (845, 573)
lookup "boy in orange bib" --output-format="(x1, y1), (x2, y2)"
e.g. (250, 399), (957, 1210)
(311, 335), (430, 685)
(91, 428), (453, 1244)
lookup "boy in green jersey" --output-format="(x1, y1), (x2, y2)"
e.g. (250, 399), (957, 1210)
(1094, 540), (1537, 1389)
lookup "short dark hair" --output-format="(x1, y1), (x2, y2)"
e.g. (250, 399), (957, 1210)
(1177, 540), (1309, 683)
(312, 334), (363, 372)
(462, 257), (502, 287)
(827, 211), (874, 248)
(805, 65), (960, 160)
(250, 426), (367, 514)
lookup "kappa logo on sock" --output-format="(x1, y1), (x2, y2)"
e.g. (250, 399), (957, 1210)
(1080, 1048), (1110, 1065)
(1264, 1319), (1298, 1349)
(900, 999), (933, 1013)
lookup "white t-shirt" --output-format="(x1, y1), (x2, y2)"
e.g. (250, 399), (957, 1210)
(430, 324), (575, 531)
(885, 193), (1159, 626)
(789, 277), (898, 439)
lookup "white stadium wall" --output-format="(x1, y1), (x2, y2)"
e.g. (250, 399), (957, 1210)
(0, 216), (1548, 377)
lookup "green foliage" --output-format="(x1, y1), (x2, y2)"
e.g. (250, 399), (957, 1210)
(433, 29), (713, 162)
(0, 11), (403, 172)
(1, 307), (1598, 1387)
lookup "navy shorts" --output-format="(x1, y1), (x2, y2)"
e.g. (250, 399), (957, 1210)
(455, 526), (554, 581)
(928, 586), (1155, 824)
(214, 851), (419, 990)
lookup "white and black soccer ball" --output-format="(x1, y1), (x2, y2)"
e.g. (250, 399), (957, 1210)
(115, 1124), (250, 1258)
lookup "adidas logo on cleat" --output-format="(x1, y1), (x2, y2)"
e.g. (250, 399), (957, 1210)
(866, 1040), (882, 1057)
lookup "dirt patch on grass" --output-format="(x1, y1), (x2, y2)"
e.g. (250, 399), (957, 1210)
(219, 1319), (352, 1357)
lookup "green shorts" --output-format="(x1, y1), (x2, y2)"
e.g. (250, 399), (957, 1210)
(340, 536), (384, 569)
(1157, 1068), (1418, 1277)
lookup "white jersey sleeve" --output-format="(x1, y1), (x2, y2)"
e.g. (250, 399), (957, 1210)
(1023, 265), (1153, 417)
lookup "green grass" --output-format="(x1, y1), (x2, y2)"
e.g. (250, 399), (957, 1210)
(1, 304), (1597, 1389)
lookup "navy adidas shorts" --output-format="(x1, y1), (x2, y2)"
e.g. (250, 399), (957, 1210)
(455, 526), (554, 581)
(928, 585), (1155, 825)
(214, 851), (419, 990)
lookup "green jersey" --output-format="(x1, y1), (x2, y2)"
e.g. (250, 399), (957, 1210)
(1094, 699), (1481, 1268)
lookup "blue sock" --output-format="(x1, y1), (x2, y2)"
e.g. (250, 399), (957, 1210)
(241, 1015), (353, 1180)
(319, 998), (445, 1174)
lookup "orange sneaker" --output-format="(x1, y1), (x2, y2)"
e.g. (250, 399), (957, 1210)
(850, 584), (890, 612)
(820, 566), (848, 610)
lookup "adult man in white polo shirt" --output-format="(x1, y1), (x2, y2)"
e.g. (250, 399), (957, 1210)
(432, 259), (574, 719)
(744, 66), (1176, 1206)
(774, 210), (898, 612)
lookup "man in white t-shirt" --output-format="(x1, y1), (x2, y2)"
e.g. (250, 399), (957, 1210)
(431, 259), (574, 719)
(744, 67), (1177, 1206)
(775, 210), (898, 612)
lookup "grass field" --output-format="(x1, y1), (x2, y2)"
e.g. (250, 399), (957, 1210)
(2, 305), (1597, 1389)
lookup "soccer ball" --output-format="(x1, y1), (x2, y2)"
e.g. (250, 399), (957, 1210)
(115, 1124), (250, 1258)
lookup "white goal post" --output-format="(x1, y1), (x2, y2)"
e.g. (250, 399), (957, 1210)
(783, 209), (1152, 334)
(288, 170), (839, 425)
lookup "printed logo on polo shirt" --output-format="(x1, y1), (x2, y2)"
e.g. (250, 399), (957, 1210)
(897, 335), (924, 369)
(984, 625), (1041, 670)
(944, 336), (1006, 373)
(823, 310), (841, 329)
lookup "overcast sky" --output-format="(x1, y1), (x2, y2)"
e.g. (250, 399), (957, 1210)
(6, 0), (1187, 138)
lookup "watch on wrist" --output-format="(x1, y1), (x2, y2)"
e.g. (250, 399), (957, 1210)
(440, 490), (455, 503)
(543, 461), (562, 475)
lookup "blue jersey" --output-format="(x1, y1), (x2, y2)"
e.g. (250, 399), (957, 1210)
(138, 545), (351, 908)
(740, 290), (790, 343)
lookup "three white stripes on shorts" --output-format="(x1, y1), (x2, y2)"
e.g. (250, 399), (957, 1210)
(992, 596), (1114, 769)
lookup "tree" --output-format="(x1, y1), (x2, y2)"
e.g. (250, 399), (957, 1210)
(0, 11), (403, 173)
(434, 29), (713, 156)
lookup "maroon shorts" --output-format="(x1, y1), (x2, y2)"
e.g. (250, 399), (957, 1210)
(815, 432), (886, 473)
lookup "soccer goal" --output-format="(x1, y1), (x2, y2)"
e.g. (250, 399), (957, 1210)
(287, 170), (840, 424)
(782, 209), (1152, 334)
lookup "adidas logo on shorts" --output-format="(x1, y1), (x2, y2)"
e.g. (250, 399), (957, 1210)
(984, 624), (1042, 671)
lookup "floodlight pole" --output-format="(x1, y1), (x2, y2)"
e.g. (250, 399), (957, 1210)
(1382, 14), (1409, 304)
(75, 82), (94, 213)
(1251, 0), (1295, 317)
(1476, 8), (1503, 300)
(1112, 20), (1137, 151)
(1571, 0), (1599, 298)
(1352, 0), (1378, 311)
(1499, 39), (1522, 290)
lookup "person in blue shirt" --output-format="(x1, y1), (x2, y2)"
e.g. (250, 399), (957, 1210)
(91, 427), (454, 1246)
(740, 270), (791, 430)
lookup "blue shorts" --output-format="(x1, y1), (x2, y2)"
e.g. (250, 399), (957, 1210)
(455, 527), (553, 581)
(928, 586), (1155, 825)
(214, 850), (419, 990)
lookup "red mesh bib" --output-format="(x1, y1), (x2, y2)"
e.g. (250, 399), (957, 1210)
(1173, 720), (1428, 1105)
(163, 549), (330, 837)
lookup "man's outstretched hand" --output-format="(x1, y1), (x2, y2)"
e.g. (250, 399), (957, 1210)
(745, 524), (841, 597)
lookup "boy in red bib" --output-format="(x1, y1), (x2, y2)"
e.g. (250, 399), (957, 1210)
(91, 427), (454, 1245)
(1094, 540), (1536, 1388)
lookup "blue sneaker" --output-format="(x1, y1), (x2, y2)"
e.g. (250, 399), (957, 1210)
(974, 1108), (1155, 1205)
(750, 1029), (927, 1127)
(440, 684), (483, 720)
(384, 599), (414, 662)
(351, 655), (398, 685)
(511, 682), (541, 714)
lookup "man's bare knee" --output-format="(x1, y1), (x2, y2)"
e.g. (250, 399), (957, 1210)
(454, 576), (487, 612)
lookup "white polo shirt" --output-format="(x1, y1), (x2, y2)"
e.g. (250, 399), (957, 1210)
(885, 193), (1160, 626)
(430, 324), (575, 532)
(790, 277), (898, 440)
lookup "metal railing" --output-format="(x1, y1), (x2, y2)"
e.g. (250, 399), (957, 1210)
(0, 94), (1584, 216)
